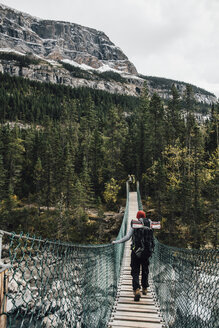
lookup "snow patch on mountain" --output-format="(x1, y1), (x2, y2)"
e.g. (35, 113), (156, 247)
(0, 3), (217, 105)
(62, 58), (95, 71)
(0, 47), (25, 56)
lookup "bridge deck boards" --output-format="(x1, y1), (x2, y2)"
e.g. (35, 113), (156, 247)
(110, 321), (163, 328)
(108, 192), (163, 328)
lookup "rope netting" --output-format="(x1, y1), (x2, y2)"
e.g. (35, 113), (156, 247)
(1, 182), (218, 328)
(0, 184), (129, 328)
(150, 241), (219, 328)
(137, 184), (219, 328)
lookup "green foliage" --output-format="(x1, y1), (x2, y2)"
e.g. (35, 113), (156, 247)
(0, 72), (139, 124)
(0, 52), (41, 67)
(61, 61), (126, 83)
(95, 70), (126, 83)
(103, 106), (128, 180)
(140, 74), (215, 97)
(103, 178), (121, 209)
(61, 62), (93, 79)
(0, 72), (217, 247)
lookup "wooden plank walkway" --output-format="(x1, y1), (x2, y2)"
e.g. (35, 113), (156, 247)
(109, 192), (164, 328)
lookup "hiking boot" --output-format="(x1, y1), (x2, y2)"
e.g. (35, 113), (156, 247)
(142, 288), (147, 295)
(134, 288), (141, 301)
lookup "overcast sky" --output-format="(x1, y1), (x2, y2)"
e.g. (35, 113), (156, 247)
(1, 0), (219, 97)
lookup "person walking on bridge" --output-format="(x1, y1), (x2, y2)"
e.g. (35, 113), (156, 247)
(112, 210), (154, 301)
(128, 174), (136, 191)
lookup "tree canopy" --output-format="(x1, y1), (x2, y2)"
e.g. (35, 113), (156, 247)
(0, 73), (218, 248)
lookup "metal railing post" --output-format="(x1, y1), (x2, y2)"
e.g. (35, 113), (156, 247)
(0, 231), (8, 328)
(0, 231), (4, 266)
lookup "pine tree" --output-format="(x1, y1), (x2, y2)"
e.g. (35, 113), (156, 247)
(149, 93), (165, 162)
(89, 128), (104, 196)
(0, 153), (6, 200)
(4, 127), (25, 197)
(203, 151), (219, 248)
(205, 104), (219, 155)
(62, 142), (75, 208)
(134, 85), (151, 178)
(165, 84), (184, 145)
(43, 140), (54, 208)
(162, 143), (186, 240)
(33, 157), (43, 209)
(80, 155), (95, 207)
(103, 106), (128, 180)
(181, 85), (196, 222)
(188, 124), (205, 248)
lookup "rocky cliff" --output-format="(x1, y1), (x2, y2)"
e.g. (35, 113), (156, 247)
(0, 58), (142, 97)
(0, 3), (217, 105)
(0, 3), (137, 74)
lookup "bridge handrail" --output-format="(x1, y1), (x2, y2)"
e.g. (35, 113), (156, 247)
(0, 182), (130, 328)
(136, 183), (219, 328)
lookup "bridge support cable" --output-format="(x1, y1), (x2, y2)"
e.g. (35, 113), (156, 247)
(108, 191), (164, 328)
(0, 184), (130, 328)
(1, 181), (217, 328)
(137, 183), (219, 328)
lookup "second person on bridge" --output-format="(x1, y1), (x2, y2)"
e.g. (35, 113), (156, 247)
(112, 210), (154, 301)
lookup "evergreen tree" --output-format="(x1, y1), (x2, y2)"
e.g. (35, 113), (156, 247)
(0, 153), (6, 200)
(188, 124), (205, 248)
(103, 105), (128, 180)
(33, 157), (43, 209)
(3, 127), (25, 197)
(203, 151), (219, 248)
(148, 93), (165, 162)
(89, 128), (104, 196)
(205, 104), (219, 155)
(62, 142), (75, 208)
(134, 85), (151, 178)
(0, 71), (217, 247)
(165, 84), (184, 145)
(162, 143), (186, 241)
(43, 140), (54, 208)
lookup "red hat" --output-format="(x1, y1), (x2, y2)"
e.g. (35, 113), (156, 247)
(136, 210), (146, 219)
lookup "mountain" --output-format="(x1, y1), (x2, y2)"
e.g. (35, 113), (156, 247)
(0, 3), (137, 74)
(0, 3), (217, 105)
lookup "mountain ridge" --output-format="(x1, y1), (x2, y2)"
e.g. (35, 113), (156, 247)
(0, 3), (137, 74)
(0, 3), (217, 105)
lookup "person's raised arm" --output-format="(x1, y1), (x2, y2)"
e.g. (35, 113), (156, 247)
(112, 227), (134, 244)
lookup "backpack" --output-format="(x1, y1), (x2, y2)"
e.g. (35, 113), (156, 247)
(131, 218), (154, 258)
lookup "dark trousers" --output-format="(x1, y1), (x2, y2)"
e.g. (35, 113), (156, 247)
(131, 251), (150, 291)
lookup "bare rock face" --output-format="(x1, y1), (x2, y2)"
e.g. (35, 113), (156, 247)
(0, 4), (217, 106)
(0, 3), (137, 74)
(0, 60), (143, 97)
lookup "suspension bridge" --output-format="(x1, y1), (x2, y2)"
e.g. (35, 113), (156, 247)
(108, 191), (164, 328)
(0, 183), (218, 328)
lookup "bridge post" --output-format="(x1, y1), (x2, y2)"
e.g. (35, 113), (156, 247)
(0, 231), (3, 266)
(0, 232), (9, 328)
(0, 267), (8, 328)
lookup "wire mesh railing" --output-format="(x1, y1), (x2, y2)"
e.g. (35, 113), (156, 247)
(137, 183), (219, 328)
(0, 183), (129, 328)
(151, 241), (219, 328)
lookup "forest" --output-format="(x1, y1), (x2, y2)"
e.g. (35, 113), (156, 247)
(0, 72), (218, 248)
